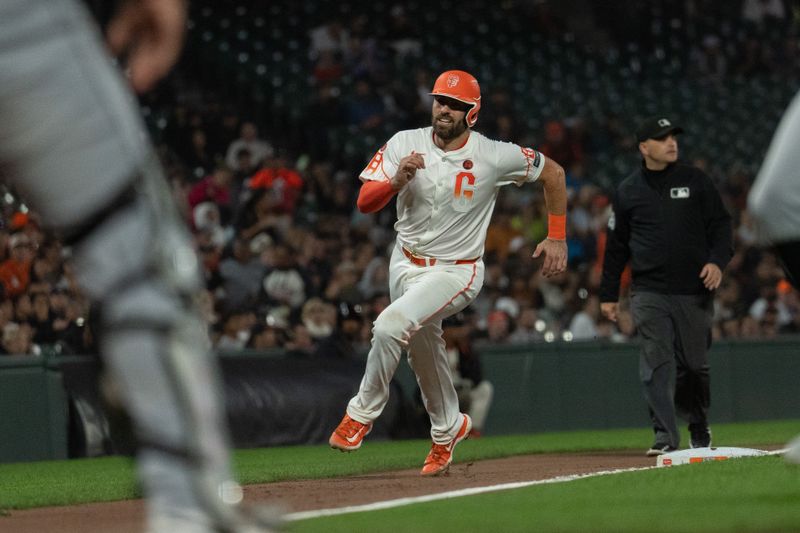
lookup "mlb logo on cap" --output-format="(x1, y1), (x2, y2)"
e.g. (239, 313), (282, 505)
(637, 116), (684, 142)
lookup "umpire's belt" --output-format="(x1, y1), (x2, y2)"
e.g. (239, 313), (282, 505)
(402, 246), (479, 267)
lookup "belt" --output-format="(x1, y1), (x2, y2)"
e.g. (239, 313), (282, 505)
(401, 246), (479, 267)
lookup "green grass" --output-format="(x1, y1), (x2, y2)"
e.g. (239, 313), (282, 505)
(292, 457), (800, 533)
(0, 419), (797, 514)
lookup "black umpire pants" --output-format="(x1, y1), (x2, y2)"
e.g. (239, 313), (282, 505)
(630, 291), (713, 448)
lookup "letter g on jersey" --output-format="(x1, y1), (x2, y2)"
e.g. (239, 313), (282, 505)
(453, 172), (476, 212)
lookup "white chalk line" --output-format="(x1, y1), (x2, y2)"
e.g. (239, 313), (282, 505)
(285, 465), (656, 522)
(286, 449), (790, 522)
(286, 449), (791, 522)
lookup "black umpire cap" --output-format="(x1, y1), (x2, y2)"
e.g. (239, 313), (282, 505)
(636, 116), (684, 142)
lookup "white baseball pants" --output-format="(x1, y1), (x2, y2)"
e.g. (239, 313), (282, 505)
(347, 243), (484, 444)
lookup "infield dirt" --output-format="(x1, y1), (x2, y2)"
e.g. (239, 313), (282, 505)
(2, 451), (653, 532)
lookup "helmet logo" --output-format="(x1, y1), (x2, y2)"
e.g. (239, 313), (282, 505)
(447, 74), (460, 88)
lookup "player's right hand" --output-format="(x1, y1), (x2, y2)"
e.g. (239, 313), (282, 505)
(391, 152), (425, 190)
(600, 302), (618, 322)
(107, 0), (188, 93)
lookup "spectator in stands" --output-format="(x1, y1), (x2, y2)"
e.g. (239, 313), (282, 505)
(246, 323), (286, 351)
(183, 128), (215, 180)
(736, 35), (776, 78)
(228, 148), (257, 212)
(261, 242), (307, 311)
(0, 233), (34, 298)
(347, 77), (385, 131)
(225, 121), (273, 170)
(233, 188), (283, 242)
(29, 291), (58, 346)
(357, 255), (389, 300)
(569, 294), (601, 340)
(539, 120), (584, 171)
(248, 150), (304, 215)
(485, 310), (513, 344)
(387, 6), (422, 59)
(305, 86), (345, 160)
(218, 236), (266, 313)
(308, 18), (350, 60)
(691, 34), (728, 83)
(412, 69), (434, 123)
(315, 302), (367, 358)
(324, 260), (364, 305)
(231, 148), (257, 184)
(301, 297), (337, 341)
(0, 321), (37, 356)
(188, 164), (233, 223)
(344, 20), (387, 82)
(283, 323), (315, 356)
(192, 202), (227, 248)
(510, 200), (548, 246)
(485, 213), (520, 263)
(312, 50), (344, 85)
(508, 306), (545, 344)
(215, 308), (258, 351)
(741, 0), (786, 30)
(0, 298), (12, 329)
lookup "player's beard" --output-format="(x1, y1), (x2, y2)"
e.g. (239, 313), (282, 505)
(432, 114), (468, 140)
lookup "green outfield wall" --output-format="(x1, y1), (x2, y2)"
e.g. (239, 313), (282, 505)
(0, 356), (68, 463)
(1, 337), (798, 462)
(393, 337), (800, 434)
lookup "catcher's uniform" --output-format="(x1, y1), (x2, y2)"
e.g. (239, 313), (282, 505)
(346, 127), (545, 443)
(748, 90), (800, 287)
(0, 1), (273, 531)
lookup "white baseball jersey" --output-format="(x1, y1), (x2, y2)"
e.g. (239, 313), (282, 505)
(360, 127), (546, 260)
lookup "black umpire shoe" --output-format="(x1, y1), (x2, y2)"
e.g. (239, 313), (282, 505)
(646, 443), (678, 457)
(690, 426), (712, 449)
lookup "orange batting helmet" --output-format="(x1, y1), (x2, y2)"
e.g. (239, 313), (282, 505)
(430, 70), (481, 128)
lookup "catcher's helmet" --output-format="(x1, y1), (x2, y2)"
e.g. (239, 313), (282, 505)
(430, 70), (481, 128)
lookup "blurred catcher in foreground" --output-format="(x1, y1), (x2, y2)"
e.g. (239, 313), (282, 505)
(0, 0), (278, 531)
(747, 90), (800, 465)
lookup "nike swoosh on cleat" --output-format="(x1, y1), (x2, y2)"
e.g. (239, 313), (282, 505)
(345, 427), (367, 444)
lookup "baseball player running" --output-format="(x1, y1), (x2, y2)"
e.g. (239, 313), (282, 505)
(747, 90), (800, 465)
(0, 1), (276, 531)
(329, 70), (568, 475)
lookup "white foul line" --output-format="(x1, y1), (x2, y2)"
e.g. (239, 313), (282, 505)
(285, 465), (656, 522)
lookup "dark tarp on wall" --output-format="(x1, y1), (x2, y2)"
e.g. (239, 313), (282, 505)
(59, 354), (421, 457)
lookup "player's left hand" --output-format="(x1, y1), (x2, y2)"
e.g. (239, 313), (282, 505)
(700, 263), (723, 290)
(533, 238), (568, 277)
(107, 0), (188, 93)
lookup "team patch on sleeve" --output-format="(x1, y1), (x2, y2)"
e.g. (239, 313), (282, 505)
(362, 143), (389, 178)
(521, 147), (542, 168)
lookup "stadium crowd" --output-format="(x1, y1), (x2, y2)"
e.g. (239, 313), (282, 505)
(1, 0), (799, 357)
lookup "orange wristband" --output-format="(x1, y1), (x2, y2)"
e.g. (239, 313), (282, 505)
(547, 213), (567, 240)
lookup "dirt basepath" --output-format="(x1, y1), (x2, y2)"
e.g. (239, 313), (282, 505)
(3, 451), (655, 532)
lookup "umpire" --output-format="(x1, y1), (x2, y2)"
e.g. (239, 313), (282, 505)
(600, 117), (733, 456)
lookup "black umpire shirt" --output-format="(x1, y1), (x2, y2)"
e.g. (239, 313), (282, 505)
(599, 162), (733, 302)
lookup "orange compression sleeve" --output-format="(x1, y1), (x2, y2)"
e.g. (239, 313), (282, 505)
(357, 180), (397, 213)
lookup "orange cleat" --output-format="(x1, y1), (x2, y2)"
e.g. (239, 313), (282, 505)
(421, 413), (472, 476)
(329, 414), (372, 452)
